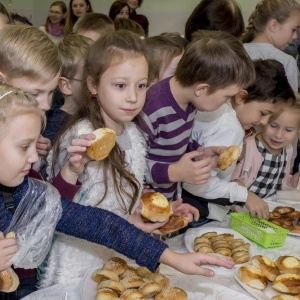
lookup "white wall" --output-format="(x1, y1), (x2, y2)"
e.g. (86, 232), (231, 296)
(0, 0), (267, 36)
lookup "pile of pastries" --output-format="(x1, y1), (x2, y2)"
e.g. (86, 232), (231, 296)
(238, 255), (300, 299)
(268, 206), (300, 234)
(193, 231), (250, 264)
(92, 257), (187, 300)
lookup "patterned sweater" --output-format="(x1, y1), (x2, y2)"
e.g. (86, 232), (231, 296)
(136, 77), (196, 200)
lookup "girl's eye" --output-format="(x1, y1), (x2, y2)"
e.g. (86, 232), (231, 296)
(116, 83), (125, 89)
(270, 123), (277, 128)
(260, 112), (268, 117)
(138, 83), (147, 89)
(21, 145), (29, 151)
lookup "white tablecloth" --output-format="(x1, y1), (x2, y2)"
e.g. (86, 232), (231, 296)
(22, 194), (300, 300)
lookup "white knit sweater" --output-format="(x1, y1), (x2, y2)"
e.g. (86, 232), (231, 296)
(40, 119), (146, 288)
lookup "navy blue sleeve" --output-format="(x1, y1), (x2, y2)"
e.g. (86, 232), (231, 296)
(56, 197), (168, 272)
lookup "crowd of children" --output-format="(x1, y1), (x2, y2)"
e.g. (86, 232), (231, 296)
(0, 0), (299, 298)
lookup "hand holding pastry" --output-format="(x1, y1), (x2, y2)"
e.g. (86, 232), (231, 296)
(0, 232), (17, 272)
(170, 198), (199, 222)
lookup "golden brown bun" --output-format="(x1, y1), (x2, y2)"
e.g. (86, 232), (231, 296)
(95, 288), (118, 300)
(238, 265), (268, 290)
(269, 211), (282, 219)
(103, 257), (128, 276)
(86, 128), (116, 161)
(121, 289), (144, 300)
(155, 287), (188, 300)
(144, 273), (170, 289)
(273, 206), (295, 215)
(275, 256), (300, 275)
(251, 255), (280, 281)
(120, 266), (140, 279)
(97, 279), (125, 294)
(159, 214), (188, 234)
(140, 192), (172, 222)
(0, 268), (19, 292)
(285, 211), (300, 219)
(92, 269), (119, 283)
(217, 146), (240, 170)
(120, 276), (144, 289)
(201, 231), (218, 239)
(271, 295), (300, 300)
(272, 274), (300, 294)
(139, 281), (162, 298)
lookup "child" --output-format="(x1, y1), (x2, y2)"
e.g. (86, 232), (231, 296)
(145, 32), (188, 85)
(135, 30), (256, 202)
(73, 12), (115, 41)
(185, 0), (245, 42)
(233, 94), (300, 200)
(44, 30), (198, 286)
(114, 17), (145, 37)
(43, 34), (93, 143)
(109, 0), (130, 21)
(182, 59), (295, 223)
(242, 0), (300, 92)
(0, 78), (234, 296)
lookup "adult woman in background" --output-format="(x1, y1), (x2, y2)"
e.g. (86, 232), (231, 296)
(64, 0), (93, 35)
(184, 0), (245, 42)
(127, 0), (149, 36)
(39, 1), (67, 42)
(109, 0), (130, 21)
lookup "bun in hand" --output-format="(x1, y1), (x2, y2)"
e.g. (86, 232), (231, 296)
(0, 268), (19, 292)
(140, 192), (172, 222)
(217, 146), (240, 170)
(86, 128), (116, 161)
(159, 214), (188, 234)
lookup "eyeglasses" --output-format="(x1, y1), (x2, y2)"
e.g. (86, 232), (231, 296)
(49, 10), (63, 15)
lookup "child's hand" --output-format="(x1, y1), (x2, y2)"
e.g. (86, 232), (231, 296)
(171, 198), (199, 222)
(169, 151), (211, 184)
(60, 133), (95, 184)
(198, 146), (227, 168)
(290, 171), (300, 188)
(159, 248), (235, 276)
(245, 191), (269, 220)
(128, 205), (167, 234)
(142, 184), (155, 194)
(36, 135), (51, 157)
(0, 232), (17, 271)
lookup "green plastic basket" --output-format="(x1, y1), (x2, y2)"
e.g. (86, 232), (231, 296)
(230, 213), (288, 248)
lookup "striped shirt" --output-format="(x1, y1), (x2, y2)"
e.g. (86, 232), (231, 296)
(136, 77), (197, 200)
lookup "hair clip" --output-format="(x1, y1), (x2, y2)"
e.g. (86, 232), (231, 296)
(0, 91), (13, 100)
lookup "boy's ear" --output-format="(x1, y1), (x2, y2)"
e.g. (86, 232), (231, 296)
(195, 83), (209, 96)
(87, 76), (97, 94)
(0, 71), (6, 82)
(234, 89), (248, 104)
(58, 77), (72, 96)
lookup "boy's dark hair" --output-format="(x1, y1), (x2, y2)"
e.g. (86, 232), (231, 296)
(175, 30), (255, 92)
(10, 13), (33, 26)
(114, 17), (145, 36)
(185, 0), (245, 42)
(244, 59), (295, 104)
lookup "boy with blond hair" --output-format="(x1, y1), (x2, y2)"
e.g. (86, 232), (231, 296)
(136, 30), (269, 220)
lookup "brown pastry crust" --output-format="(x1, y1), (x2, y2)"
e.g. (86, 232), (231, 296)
(0, 268), (19, 293)
(159, 214), (188, 234)
(86, 128), (116, 161)
(95, 288), (118, 300)
(155, 287), (188, 300)
(238, 265), (268, 290)
(251, 255), (280, 281)
(92, 269), (119, 283)
(272, 274), (300, 294)
(217, 145), (240, 170)
(139, 281), (162, 298)
(275, 256), (300, 275)
(103, 257), (128, 276)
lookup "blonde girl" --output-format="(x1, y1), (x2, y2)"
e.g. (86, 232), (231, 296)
(242, 0), (300, 91)
(0, 83), (235, 297)
(233, 94), (300, 199)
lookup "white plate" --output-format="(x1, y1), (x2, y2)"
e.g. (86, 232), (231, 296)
(234, 268), (284, 300)
(184, 227), (254, 253)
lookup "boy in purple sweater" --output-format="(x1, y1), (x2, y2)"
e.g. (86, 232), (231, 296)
(136, 30), (269, 219)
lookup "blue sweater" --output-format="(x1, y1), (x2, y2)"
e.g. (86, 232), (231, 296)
(0, 177), (168, 272)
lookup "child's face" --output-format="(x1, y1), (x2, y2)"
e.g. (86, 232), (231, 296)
(160, 53), (183, 81)
(3, 74), (60, 111)
(0, 113), (41, 187)
(262, 108), (300, 152)
(273, 12), (300, 50)
(234, 99), (280, 130)
(116, 6), (130, 19)
(72, 0), (89, 17)
(193, 84), (241, 112)
(90, 55), (148, 135)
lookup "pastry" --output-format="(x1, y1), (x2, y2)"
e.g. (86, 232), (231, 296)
(217, 145), (240, 170)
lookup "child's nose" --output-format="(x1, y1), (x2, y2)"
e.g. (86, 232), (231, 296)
(28, 149), (39, 164)
(260, 115), (270, 126)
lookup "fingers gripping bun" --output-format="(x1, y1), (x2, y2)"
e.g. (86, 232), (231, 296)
(0, 268), (19, 292)
(86, 128), (116, 161)
(217, 146), (240, 170)
(140, 192), (172, 222)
